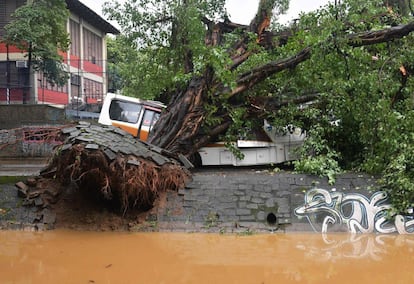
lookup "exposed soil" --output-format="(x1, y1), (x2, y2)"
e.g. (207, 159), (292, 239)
(13, 176), (170, 232)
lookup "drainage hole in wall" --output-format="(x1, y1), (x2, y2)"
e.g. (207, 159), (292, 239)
(266, 212), (277, 226)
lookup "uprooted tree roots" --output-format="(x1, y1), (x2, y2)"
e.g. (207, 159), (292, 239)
(41, 123), (191, 215)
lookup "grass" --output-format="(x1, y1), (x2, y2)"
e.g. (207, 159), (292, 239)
(0, 176), (25, 185)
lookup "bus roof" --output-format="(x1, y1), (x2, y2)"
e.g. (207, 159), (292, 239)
(105, 93), (166, 110)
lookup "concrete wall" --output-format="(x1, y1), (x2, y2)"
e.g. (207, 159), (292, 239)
(156, 169), (414, 234)
(0, 105), (67, 130)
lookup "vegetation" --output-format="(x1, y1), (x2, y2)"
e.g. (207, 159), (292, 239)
(102, 0), (414, 216)
(2, 0), (70, 86)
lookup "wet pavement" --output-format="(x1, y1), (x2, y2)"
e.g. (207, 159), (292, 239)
(0, 158), (51, 230)
(0, 158), (48, 177)
(0, 183), (40, 230)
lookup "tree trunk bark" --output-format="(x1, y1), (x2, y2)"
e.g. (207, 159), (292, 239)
(148, 68), (215, 155)
(148, 0), (280, 156)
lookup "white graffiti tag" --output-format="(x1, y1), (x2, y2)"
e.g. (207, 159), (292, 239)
(295, 188), (414, 234)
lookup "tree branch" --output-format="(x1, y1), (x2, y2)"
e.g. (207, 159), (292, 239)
(228, 21), (414, 96)
(231, 47), (312, 96)
(347, 22), (414, 46)
(248, 93), (320, 116)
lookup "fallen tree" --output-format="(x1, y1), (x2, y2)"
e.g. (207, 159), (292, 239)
(42, 0), (414, 214)
(148, 2), (414, 158)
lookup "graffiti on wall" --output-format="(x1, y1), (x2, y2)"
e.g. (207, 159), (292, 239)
(295, 188), (414, 234)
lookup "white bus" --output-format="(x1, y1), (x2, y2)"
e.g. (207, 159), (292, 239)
(98, 93), (164, 141)
(98, 93), (305, 166)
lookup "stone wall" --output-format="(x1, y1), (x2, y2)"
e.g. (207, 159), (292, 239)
(156, 169), (414, 234)
(0, 105), (69, 157)
(0, 127), (62, 158)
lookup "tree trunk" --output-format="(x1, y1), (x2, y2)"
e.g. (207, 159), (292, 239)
(148, 0), (279, 156)
(148, 68), (216, 156)
(387, 0), (412, 16)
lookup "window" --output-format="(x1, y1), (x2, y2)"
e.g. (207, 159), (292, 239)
(142, 110), (155, 127)
(0, 0), (26, 36)
(71, 74), (80, 86)
(84, 78), (103, 101)
(109, 99), (142, 123)
(142, 109), (161, 134)
(69, 20), (80, 57)
(0, 61), (31, 89)
(83, 28), (103, 67)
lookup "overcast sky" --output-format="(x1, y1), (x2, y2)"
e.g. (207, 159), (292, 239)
(80, 0), (332, 26)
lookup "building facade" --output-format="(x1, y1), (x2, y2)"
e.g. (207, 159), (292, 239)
(0, 0), (119, 106)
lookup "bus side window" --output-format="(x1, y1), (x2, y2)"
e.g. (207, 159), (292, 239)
(109, 100), (142, 123)
(142, 110), (155, 127)
(141, 110), (160, 135)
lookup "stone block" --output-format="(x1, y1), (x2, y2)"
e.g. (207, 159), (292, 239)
(239, 215), (255, 221)
(265, 198), (275, 208)
(216, 202), (237, 210)
(256, 211), (266, 221)
(236, 209), (251, 216)
(239, 195), (251, 201)
(238, 184), (254, 190)
(251, 197), (263, 204)
(246, 203), (259, 210)
(217, 196), (238, 203)
(15, 181), (28, 192)
(260, 192), (273, 199)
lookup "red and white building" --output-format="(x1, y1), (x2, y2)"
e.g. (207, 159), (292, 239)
(0, 0), (119, 106)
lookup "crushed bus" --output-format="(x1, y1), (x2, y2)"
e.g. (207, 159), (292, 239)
(98, 93), (305, 166)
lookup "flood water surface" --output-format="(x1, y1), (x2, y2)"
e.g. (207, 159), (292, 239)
(1, 230), (413, 284)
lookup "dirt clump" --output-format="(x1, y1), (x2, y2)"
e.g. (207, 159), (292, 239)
(15, 174), (172, 231)
(14, 122), (192, 231)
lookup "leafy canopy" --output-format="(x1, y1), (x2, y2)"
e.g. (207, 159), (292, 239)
(3, 0), (70, 86)
(103, 0), (290, 99)
(105, 0), (414, 214)
(261, 0), (414, 214)
(104, 0), (227, 99)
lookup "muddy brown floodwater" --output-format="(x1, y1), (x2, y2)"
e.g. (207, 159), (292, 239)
(1, 231), (414, 284)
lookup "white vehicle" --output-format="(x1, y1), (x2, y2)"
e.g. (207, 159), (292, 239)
(98, 93), (164, 141)
(98, 93), (305, 166)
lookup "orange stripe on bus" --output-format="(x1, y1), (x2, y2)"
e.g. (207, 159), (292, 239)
(112, 122), (139, 137)
(139, 130), (149, 141)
